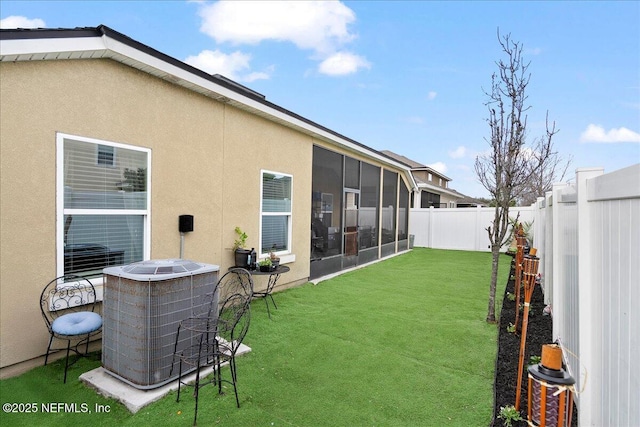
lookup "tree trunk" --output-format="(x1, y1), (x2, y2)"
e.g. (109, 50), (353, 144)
(486, 244), (501, 323)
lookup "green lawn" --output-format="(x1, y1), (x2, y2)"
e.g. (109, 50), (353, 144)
(0, 248), (509, 426)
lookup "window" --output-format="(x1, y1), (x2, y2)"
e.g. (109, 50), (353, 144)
(97, 144), (115, 167)
(261, 170), (292, 255)
(57, 133), (150, 279)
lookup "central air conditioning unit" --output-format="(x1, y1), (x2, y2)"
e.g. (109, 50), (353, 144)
(102, 259), (219, 389)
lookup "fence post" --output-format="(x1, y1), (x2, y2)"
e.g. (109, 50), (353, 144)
(532, 198), (545, 295)
(576, 167), (604, 427)
(550, 183), (565, 349)
(543, 191), (553, 314)
(428, 206), (434, 248)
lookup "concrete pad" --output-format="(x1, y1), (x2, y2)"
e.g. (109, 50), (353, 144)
(80, 343), (251, 413)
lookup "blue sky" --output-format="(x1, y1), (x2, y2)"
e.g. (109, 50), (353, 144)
(2, 1), (639, 198)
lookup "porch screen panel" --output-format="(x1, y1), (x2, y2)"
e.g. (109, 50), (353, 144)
(421, 191), (441, 208)
(311, 146), (343, 258)
(398, 179), (410, 249)
(382, 170), (397, 245)
(344, 156), (360, 190)
(359, 162), (380, 249)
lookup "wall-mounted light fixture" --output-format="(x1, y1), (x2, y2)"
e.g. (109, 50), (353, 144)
(178, 215), (194, 259)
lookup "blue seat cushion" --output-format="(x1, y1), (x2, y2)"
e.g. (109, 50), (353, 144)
(52, 312), (102, 336)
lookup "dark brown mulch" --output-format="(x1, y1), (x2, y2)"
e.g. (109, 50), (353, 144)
(490, 258), (577, 427)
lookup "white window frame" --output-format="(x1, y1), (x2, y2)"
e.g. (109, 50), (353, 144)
(56, 133), (151, 287)
(259, 169), (293, 260)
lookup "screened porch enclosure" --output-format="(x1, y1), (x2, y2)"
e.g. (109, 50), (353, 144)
(310, 146), (410, 279)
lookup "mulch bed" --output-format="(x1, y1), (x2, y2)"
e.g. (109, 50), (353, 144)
(490, 258), (577, 427)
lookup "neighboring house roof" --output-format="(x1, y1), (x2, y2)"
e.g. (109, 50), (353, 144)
(381, 150), (464, 199)
(381, 150), (452, 182)
(416, 180), (465, 200)
(445, 189), (487, 207)
(0, 25), (417, 190)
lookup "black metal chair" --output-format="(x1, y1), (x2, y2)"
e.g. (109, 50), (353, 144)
(172, 268), (253, 426)
(40, 275), (102, 383)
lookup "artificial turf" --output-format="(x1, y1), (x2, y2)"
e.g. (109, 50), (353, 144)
(0, 248), (509, 426)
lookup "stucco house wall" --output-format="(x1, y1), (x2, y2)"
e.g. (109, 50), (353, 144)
(0, 26), (415, 376)
(0, 57), (313, 371)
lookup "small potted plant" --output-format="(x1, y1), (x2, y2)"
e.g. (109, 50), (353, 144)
(233, 227), (254, 268)
(269, 250), (280, 269)
(258, 257), (272, 272)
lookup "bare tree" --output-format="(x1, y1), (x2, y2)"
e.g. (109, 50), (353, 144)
(517, 133), (572, 205)
(475, 31), (559, 323)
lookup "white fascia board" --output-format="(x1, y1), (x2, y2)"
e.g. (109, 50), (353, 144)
(0, 37), (107, 59)
(100, 34), (238, 101)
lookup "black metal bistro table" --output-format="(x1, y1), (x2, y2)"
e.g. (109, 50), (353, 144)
(250, 265), (289, 319)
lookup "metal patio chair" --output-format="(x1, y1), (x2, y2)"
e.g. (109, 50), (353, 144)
(171, 268), (253, 426)
(40, 275), (103, 383)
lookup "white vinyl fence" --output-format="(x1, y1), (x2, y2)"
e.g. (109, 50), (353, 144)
(409, 164), (640, 426)
(410, 205), (535, 252)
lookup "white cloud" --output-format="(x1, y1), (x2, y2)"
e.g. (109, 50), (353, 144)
(579, 124), (640, 143)
(243, 70), (273, 83)
(448, 146), (467, 159)
(0, 15), (45, 29)
(198, 1), (355, 51)
(184, 49), (272, 82)
(196, 1), (368, 76)
(428, 162), (448, 174)
(427, 91), (437, 100)
(318, 51), (370, 76)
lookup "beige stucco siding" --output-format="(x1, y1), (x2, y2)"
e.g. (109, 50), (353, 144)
(222, 106), (312, 260)
(0, 58), (312, 370)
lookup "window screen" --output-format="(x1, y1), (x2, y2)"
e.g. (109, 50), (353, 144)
(382, 170), (397, 244)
